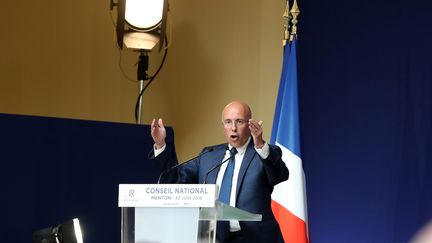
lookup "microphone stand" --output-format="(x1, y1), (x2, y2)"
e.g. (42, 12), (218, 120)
(203, 155), (234, 184)
(158, 147), (215, 184)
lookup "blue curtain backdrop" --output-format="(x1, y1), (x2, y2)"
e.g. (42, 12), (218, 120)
(0, 114), (175, 243)
(298, 0), (432, 242)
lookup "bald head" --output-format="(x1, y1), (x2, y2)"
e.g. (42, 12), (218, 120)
(221, 101), (252, 120)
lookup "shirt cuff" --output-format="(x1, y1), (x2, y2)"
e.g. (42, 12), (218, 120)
(154, 143), (166, 157)
(255, 142), (269, 159)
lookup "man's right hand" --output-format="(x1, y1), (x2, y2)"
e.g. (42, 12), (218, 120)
(151, 118), (166, 149)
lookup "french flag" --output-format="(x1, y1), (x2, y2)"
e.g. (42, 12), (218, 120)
(270, 37), (310, 243)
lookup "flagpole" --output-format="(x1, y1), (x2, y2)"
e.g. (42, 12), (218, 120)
(283, 0), (291, 47)
(289, 0), (300, 42)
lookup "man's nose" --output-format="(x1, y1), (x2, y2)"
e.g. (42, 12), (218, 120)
(231, 123), (237, 131)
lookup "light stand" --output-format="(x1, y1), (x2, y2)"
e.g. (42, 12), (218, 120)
(133, 41), (168, 125)
(136, 50), (149, 124)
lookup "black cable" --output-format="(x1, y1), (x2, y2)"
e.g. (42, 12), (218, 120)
(134, 37), (169, 123)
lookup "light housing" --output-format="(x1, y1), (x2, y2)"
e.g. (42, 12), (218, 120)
(111, 0), (169, 50)
(32, 218), (84, 243)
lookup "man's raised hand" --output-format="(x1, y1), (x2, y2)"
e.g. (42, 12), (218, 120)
(151, 118), (166, 149)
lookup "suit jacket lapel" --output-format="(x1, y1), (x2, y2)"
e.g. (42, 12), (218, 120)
(235, 141), (255, 198)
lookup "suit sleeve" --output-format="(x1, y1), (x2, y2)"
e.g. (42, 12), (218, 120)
(148, 144), (180, 183)
(261, 144), (289, 186)
(148, 144), (201, 184)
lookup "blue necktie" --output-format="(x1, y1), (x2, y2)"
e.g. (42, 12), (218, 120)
(217, 147), (238, 240)
(219, 147), (237, 204)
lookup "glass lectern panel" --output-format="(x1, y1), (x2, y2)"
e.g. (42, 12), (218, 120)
(121, 201), (261, 243)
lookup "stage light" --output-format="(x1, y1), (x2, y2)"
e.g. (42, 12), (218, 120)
(110, 0), (170, 124)
(111, 0), (169, 50)
(32, 218), (84, 243)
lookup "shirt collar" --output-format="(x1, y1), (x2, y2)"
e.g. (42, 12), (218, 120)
(227, 137), (251, 155)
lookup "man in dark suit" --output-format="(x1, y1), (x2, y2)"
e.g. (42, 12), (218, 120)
(149, 101), (288, 243)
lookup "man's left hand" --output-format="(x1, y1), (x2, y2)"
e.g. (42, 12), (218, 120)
(249, 119), (264, 148)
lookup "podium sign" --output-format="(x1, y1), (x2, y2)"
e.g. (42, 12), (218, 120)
(118, 184), (217, 207)
(118, 184), (261, 243)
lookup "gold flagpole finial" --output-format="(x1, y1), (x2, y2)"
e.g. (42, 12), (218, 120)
(283, 0), (291, 46)
(289, 0), (300, 42)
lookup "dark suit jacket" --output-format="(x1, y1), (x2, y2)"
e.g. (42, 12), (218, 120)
(150, 140), (289, 243)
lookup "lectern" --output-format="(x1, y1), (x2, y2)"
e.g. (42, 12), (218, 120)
(118, 184), (262, 243)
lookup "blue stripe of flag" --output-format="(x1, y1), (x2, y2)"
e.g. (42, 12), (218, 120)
(270, 37), (301, 157)
(270, 41), (290, 144)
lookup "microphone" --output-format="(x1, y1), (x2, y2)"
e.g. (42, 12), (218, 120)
(157, 147), (214, 184)
(203, 152), (235, 184)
